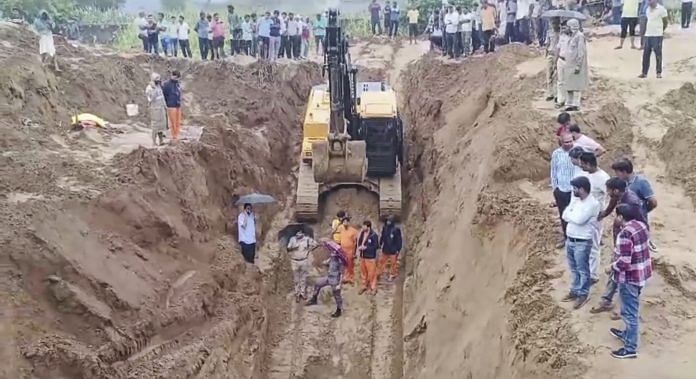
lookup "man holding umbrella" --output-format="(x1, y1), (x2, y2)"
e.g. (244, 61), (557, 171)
(238, 203), (257, 263)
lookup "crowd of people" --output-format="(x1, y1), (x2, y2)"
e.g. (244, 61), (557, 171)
(237, 204), (403, 319)
(550, 111), (656, 359)
(133, 7), (329, 61)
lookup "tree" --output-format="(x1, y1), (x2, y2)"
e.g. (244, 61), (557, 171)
(161, 0), (187, 11)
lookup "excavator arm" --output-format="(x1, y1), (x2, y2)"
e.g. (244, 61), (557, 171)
(312, 9), (366, 184)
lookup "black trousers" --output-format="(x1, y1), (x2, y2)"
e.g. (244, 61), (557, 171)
(179, 39), (192, 58)
(553, 188), (572, 237)
(683, 2), (693, 28)
(139, 35), (149, 52)
(446, 33), (457, 57)
(231, 28), (243, 54)
(371, 19), (382, 34)
(642, 36), (663, 75)
(620, 17), (638, 38)
(390, 20), (399, 37)
(198, 36), (209, 59)
(280, 35), (290, 58)
(482, 29), (495, 53)
(240, 242), (256, 263)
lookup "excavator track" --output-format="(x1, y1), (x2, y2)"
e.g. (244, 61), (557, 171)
(378, 167), (402, 220)
(295, 161), (319, 222)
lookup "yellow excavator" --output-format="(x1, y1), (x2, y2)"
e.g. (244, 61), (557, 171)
(295, 9), (403, 222)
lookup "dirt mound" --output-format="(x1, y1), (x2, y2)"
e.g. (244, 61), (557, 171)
(0, 21), (321, 378)
(398, 45), (633, 378)
(661, 82), (696, 119)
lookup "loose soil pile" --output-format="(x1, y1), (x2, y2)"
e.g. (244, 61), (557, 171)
(0, 22), (321, 378)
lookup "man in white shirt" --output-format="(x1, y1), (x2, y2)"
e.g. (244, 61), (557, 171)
(166, 16), (178, 56)
(639, 0), (668, 78)
(444, 6), (460, 58)
(460, 6), (474, 56)
(569, 124), (606, 156)
(516, 0), (531, 44)
(177, 16), (192, 58)
(580, 152), (611, 282)
(287, 13), (300, 59)
(136, 11), (149, 52)
(562, 175), (601, 309)
(238, 203), (257, 263)
(555, 23), (571, 107)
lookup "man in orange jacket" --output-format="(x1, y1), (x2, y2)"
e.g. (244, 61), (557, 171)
(357, 220), (379, 295)
(338, 216), (359, 284)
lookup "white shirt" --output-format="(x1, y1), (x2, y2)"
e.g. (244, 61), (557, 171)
(238, 212), (257, 244)
(177, 22), (190, 40)
(280, 16), (287, 34)
(242, 21), (253, 40)
(585, 169), (611, 207)
(136, 17), (148, 37)
(516, 0), (530, 20)
(563, 195), (600, 240)
(645, 4), (668, 37)
(445, 12), (459, 33)
(459, 12), (473, 32)
(574, 134), (602, 153)
(558, 34), (570, 58)
(287, 20), (300, 36)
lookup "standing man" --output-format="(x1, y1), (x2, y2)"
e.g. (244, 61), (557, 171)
(210, 13), (226, 60)
(580, 152), (611, 283)
(136, 11), (149, 53)
(472, 3), (482, 52)
(242, 15), (253, 55)
(269, 11), (282, 62)
(162, 70), (182, 142)
(563, 19), (588, 112)
(555, 21), (570, 108)
(460, 6), (474, 57)
(481, 1), (497, 53)
(369, 0), (383, 35)
(407, 5), (420, 44)
(544, 18), (560, 101)
(178, 16), (192, 58)
(445, 6), (459, 58)
(331, 211), (347, 243)
(610, 204), (652, 359)
(562, 176), (601, 309)
(313, 13), (327, 56)
(237, 203), (257, 264)
(258, 12), (272, 60)
(157, 13), (169, 55)
(338, 216), (359, 284)
(611, 158), (658, 250)
(384, 2), (392, 36)
(194, 12), (210, 60)
(551, 133), (576, 248)
(639, 0), (667, 79)
(287, 230), (317, 302)
(378, 216), (403, 282)
(682, 0), (693, 28)
(390, 1), (401, 38)
(146, 72), (167, 146)
(616, 0), (640, 49)
(569, 124), (606, 156)
(516, 0), (531, 44)
(505, 0), (518, 43)
(167, 16), (179, 56)
(357, 220), (380, 295)
(228, 5), (242, 55)
(34, 10), (60, 71)
(287, 14), (301, 59)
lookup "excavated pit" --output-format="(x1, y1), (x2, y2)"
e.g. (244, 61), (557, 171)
(1, 23), (645, 378)
(0, 23), (322, 378)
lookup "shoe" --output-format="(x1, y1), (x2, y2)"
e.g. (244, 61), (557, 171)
(649, 240), (658, 251)
(561, 292), (577, 302)
(565, 106), (579, 112)
(614, 45), (622, 49)
(590, 301), (614, 314)
(611, 348), (637, 359)
(610, 311), (621, 321)
(545, 96), (555, 101)
(305, 295), (318, 306)
(358, 288), (367, 295)
(573, 295), (589, 309)
(295, 294), (301, 303)
(656, 73), (662, 79)
(331, 308), (342, 318)
(591, 278), (600, 285)
(609, 328), (625, 341)
(638, 73), (647, 78)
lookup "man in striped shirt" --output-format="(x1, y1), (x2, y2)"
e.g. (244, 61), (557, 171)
(609, 204), (652, 359)
(550, 133), (576, 248)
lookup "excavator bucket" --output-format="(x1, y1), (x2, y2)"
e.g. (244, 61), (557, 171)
(312, 138), (366, 184)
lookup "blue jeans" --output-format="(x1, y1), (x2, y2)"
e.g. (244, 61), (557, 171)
(602, 276), (618, 303)
(619, 282), (642, 352)
(566, 238), (592, 296)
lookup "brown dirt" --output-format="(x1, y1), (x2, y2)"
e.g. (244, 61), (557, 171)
(0, 22), (321, 378)
(398, 44), (636, 378)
